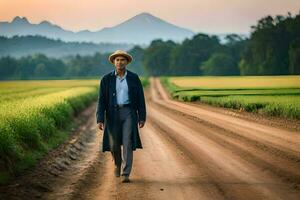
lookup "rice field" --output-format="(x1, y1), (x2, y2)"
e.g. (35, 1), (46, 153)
(161, 76), (300, 119)
(0, 79), (99, 183)
(169, 75), (300, 89)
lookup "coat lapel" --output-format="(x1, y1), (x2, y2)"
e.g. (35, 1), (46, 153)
(109, 70), (117, 105)
(125, 70), (135, 103)
(126, 71), (133, 89)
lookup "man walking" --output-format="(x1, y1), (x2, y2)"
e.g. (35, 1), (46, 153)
(96, 50), (146, 183)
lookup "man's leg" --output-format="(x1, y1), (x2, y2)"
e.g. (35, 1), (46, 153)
(120, 108), (133, 177)
(111, 111), (122, 177)
(111, 146), (121, 177)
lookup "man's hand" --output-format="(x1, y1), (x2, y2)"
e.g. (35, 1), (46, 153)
(97, 122), (104, 130)
(138, 121), (145, 128)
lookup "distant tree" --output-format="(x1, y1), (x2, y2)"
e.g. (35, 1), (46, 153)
(0, 56), (18, 79)
(240, 11), (300, 75)
(201, 53), (238, 75)
(289, 39), (300, 74)
(127, 45), (146, 75)
(34, 63), (47, 77)
(223, 34), (248, 65)
(142, 39), (176, 76)
(170, 33), (222, 75)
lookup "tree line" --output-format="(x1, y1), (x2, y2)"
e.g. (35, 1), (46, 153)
(0, 48), (145, 80)
(239, 12), (300, 75)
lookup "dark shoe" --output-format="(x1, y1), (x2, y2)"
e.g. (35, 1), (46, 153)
(114, 167), (121, 177)
(121, 175), (130, 183)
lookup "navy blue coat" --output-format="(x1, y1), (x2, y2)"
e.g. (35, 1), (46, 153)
(96, 69), (146, 152)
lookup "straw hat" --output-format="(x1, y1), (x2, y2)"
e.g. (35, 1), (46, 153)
(108, 50), (133, 64)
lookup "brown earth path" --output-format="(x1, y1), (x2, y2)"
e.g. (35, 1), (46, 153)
(70, 77), (300, 200)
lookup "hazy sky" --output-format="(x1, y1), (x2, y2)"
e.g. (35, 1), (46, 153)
(0, 0), (299, 34)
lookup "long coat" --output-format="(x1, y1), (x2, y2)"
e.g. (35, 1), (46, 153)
(96, 69), (146, 152)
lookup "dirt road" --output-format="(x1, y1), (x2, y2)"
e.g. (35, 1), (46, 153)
(71, 77), (300, 200)
(1, 77), (299, 200)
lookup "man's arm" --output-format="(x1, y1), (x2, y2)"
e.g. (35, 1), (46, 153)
(96, 77), (106, 124)
(136, 76), (146, 123)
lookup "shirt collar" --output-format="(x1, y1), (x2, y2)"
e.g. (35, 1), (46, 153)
(114, 69), (127, 79)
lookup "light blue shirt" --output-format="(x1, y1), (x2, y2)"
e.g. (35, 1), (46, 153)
(115, 69), (130, 105)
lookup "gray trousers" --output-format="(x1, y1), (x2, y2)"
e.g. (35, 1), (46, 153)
(111, 106), (133, 176)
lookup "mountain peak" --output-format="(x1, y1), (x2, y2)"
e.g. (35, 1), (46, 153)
(132, 12), (160, 21)
(137, 12), (154, 18)
(12, 16), (29, 24)
(39, 20), (52, 26)
(115, 12), (165, 28)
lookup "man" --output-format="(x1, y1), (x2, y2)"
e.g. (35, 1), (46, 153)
(96, 50), (146, 183)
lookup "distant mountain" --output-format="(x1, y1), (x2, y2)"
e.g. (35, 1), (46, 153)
(0, 13), (195, 44)
(0, 35), (136, 58)
(0, 16), (75, 41)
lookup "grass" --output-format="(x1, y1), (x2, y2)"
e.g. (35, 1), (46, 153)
(161, 76), (300, 119)
(0, 80), (99, 184)
(141, 77), (150, 88)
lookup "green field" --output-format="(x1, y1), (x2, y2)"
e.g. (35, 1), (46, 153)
(161, 76), (300, 119)
(0, 79), (101, 184)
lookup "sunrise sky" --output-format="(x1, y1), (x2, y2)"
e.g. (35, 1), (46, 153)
(0, 0), (299, 34)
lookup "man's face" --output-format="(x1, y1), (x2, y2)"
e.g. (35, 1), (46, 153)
(113, 56), (128, 71)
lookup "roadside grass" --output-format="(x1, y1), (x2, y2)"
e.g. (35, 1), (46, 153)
(161, 76), (300, 119)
